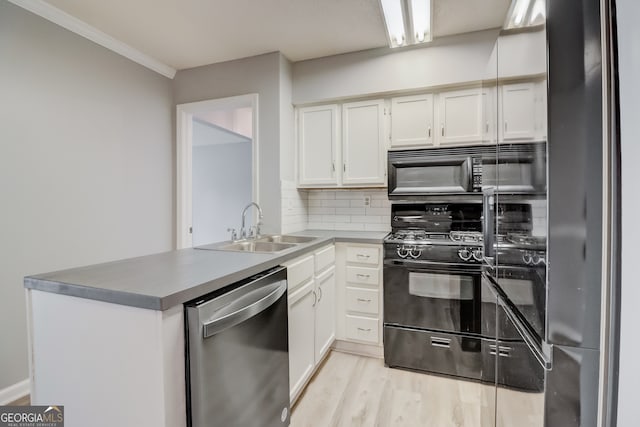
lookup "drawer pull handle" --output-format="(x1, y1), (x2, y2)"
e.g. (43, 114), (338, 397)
(489, 345), (512, 357)
(356, 298), (371, 303)
(356, 274), (371, 279)
(357, 327), (372, 332)
(430, 337), (451, 349)
(356, 254), (371, 259)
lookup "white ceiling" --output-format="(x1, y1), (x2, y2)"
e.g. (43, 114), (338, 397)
(43, 0), (511, 70)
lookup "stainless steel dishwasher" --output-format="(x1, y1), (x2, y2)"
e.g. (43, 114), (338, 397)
(185, 266), (290, 427)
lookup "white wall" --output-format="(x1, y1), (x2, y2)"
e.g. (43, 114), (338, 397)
(173, 52), (285, 234)
(194, 108), (253, 139)
(616, 0), (640, 424)
(192, 121), (252, 245)
(292, 29), (546, 106)
(292, 29), (500, 105)
(0, 2), (174, 391)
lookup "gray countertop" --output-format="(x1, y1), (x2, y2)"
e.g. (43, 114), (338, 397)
(24, 230), (387, 311)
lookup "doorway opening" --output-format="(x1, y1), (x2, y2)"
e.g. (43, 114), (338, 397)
(176, 94), (259, 249)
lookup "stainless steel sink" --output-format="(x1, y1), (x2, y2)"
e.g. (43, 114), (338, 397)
(215, 241), (297, 253)
(257, 235), (317, 244)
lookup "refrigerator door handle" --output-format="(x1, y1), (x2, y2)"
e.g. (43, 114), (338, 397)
(482, 187), (496, 265)
(483, 272), (552, 369)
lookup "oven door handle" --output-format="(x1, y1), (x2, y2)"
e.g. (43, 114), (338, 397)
(383, 258), (480, 272)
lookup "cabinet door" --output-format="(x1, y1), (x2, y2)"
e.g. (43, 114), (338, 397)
(314, 266), (336, 363)
(298, 105), (339, 186)
(288, 280), (316, 401)
(342, 100), (386, 186)
(500, 83), (537, 141)
(438, 88), (484, 145)
(482, 86), (497, 145)
(391, 94), (434, 148)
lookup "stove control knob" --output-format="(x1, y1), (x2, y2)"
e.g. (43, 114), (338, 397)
(397, 245), (409, 259)
(458, 248), (472, 261)
(472, 249), (482, 262)
(409, 247), (422, 259)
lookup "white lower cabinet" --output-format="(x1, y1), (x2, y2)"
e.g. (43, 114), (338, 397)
(287, 280), (316, 401)
(285, 245), (336, 403)
(314, 267), (336, 362)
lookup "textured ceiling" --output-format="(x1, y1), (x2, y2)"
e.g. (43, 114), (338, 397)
(45, 0), (511, 70)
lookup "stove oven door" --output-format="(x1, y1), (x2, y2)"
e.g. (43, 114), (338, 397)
(383, 258), (482, 335)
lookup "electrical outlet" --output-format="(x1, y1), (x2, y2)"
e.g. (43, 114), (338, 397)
(364, 196), (371, 206)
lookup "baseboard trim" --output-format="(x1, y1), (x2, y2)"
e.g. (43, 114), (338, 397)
(331, 339), (384, 359)
(0, 379), (30, 405)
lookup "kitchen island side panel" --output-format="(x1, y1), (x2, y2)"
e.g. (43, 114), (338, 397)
(28, 289), (185, 427)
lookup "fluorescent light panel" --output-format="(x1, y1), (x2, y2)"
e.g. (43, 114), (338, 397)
(380, 0), (432, 48)
(410, 0), (432, 43)
(380, 0), (406, 47)
(504, 0), (546, 29)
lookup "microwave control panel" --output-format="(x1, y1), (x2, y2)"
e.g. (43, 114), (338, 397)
(472, 157), (483, 192)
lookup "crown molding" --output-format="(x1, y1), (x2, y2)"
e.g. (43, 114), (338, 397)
(8, 0), (177, 79)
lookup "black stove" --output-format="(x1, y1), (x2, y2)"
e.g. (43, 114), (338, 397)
(384, 204), (485, 264)
(382, 201), (545, 383)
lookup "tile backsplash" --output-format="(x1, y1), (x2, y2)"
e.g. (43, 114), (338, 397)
(307, 189), (391, 232)
(281, 181), (391, 233)
(281, 182), (545, 237)
(281, 180), (308, 234)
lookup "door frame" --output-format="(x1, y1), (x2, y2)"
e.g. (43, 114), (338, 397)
(176, 94), (259, 249)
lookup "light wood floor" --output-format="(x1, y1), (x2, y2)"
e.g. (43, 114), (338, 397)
(291, 351), (543, 427)
(8, 395), (30, 406)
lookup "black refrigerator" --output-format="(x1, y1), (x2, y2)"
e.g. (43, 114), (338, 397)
(479, 0), (606, 426)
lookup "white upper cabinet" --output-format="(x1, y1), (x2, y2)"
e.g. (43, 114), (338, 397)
(342, 99), (386, 186)
(298, 105), (339, 187)
(482, 86), (497, 144)
(390, 94), (434, 148)
(438, 88), (484, 145)
(499, 82), (537, 141)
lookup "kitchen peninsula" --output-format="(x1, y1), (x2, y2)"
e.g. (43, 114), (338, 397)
(24, 230), (385, 427)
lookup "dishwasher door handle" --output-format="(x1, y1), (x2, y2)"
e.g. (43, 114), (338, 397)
(203, 281), (287, 338)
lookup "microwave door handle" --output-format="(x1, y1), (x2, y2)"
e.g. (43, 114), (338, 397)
(483, 188), (496, 264)
(461, 157), (472, 192)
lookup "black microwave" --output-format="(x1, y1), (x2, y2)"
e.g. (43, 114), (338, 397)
(387, 143), (546, 199)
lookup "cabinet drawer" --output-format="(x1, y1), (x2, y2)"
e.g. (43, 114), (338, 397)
(346, 246), (380, 265)
(346, 266), (379, 286)
(346, 287), (379, 315)
(285, 255), (314, 292)
(345, 315), (379, 344)
(314, 245), (335, 274)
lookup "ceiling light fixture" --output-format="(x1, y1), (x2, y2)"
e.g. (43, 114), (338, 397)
(504, 0), (546, 30)
(380, 0), (432, 48)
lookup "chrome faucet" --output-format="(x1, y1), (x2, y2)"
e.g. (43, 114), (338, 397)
(240, 202), (263, 239)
